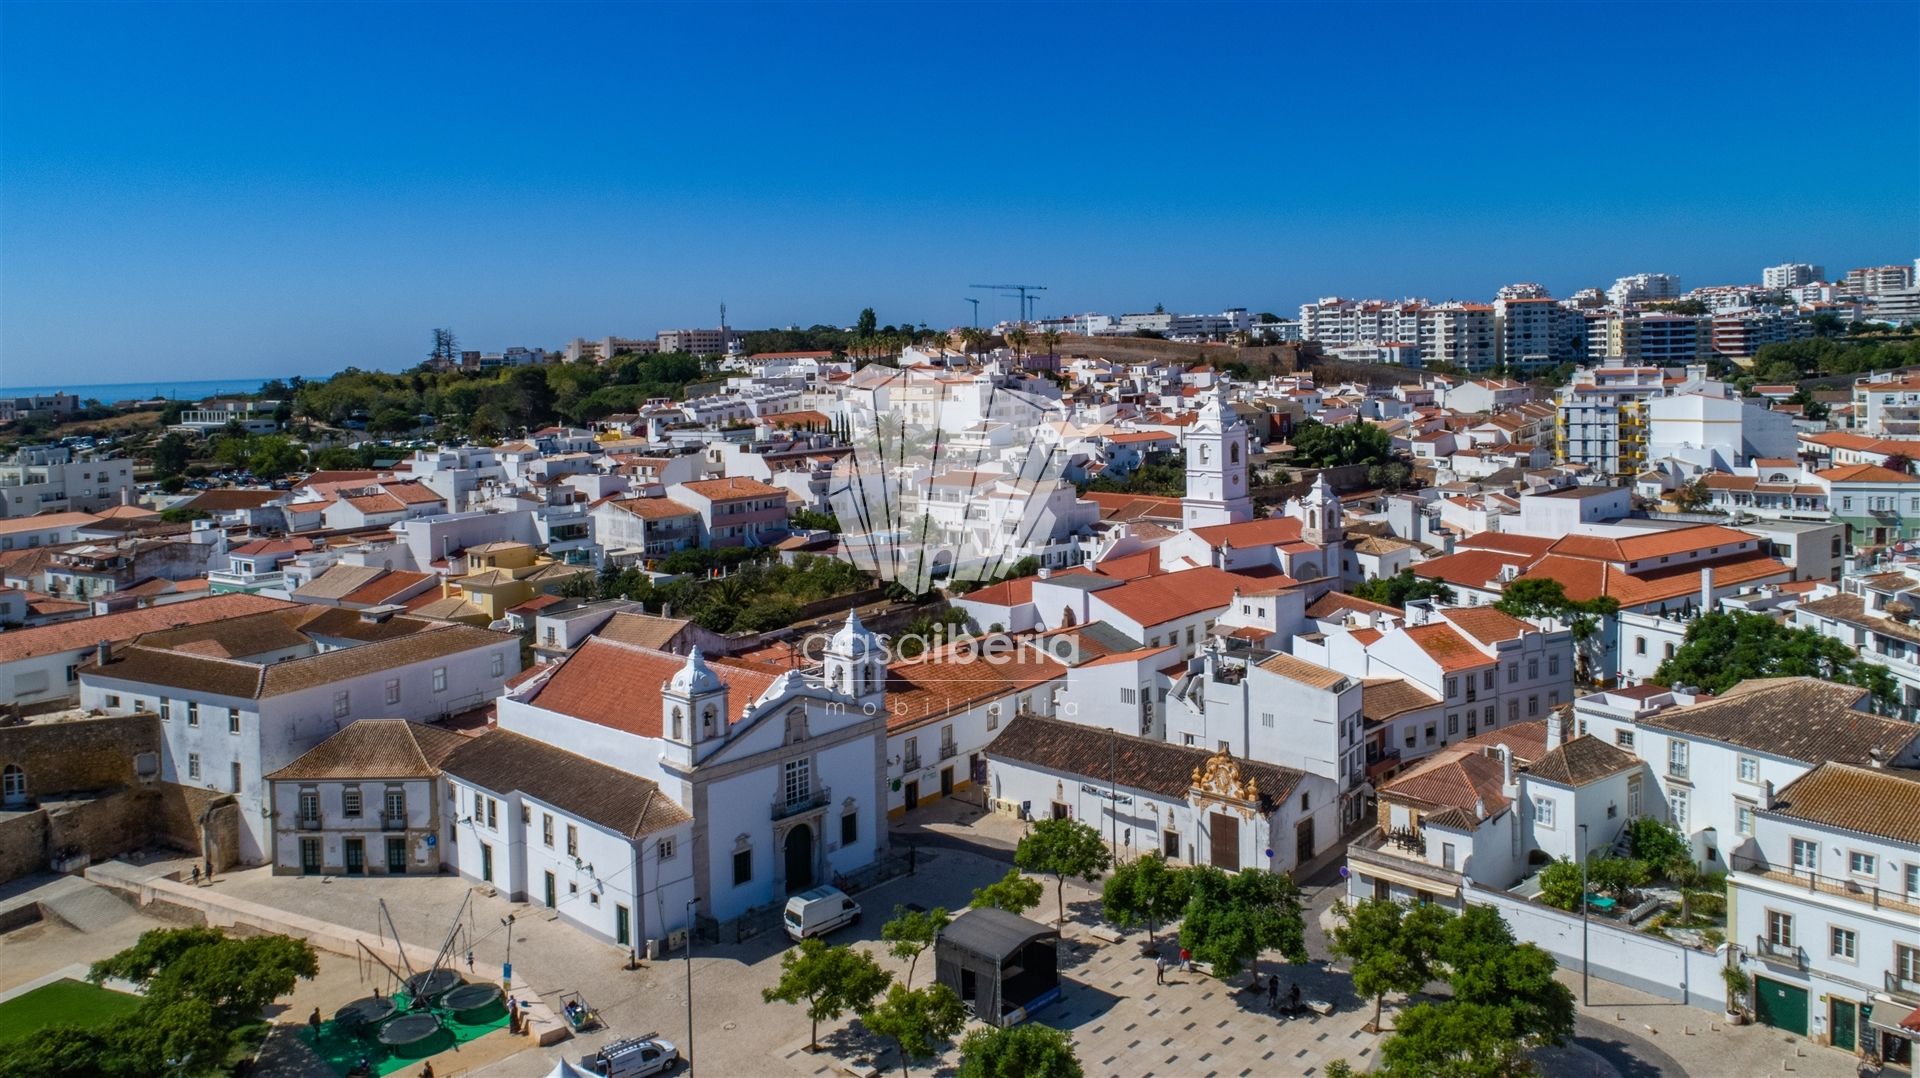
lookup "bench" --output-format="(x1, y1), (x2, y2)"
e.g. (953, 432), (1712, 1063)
(1626, 897), (1664, 924)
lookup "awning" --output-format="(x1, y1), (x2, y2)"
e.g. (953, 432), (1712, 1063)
(1350, 860), (1462, 898)
(1866, 1000), (1920, 1037)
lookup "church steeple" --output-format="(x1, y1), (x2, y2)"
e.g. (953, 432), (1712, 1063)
(1183, 380), (1253, 529)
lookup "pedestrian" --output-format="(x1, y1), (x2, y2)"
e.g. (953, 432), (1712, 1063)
(1267, 975), (1280, 1011)
(308, 1007), (322, 1033)
(373, 986), (382, 1000)
(190, 865), (200, 886)
(1154, 954), (1166, 985)
(420, 1063), (435, 1078)
(1288, 982), (1301, 1011)
(465, 949), (474, 974)
(1179, 946), (1191, 973)
(203, 857), (214, 883)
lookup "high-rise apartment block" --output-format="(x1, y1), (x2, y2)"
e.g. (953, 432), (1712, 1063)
(1844, 265), (1916, 297)
(1762, 262), (1824, 289)
(1494, 296), (1587, 368)
(1606, 272), (1682, 307)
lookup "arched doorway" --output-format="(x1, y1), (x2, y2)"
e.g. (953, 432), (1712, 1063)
(784, 824), (815, 893)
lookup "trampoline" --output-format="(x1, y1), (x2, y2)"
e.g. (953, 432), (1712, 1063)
(440, 983), (505, 1024)
(402, 969), (464, 1004)
(334, 996), (397, 1030)
(376, 1012), (450, 1059)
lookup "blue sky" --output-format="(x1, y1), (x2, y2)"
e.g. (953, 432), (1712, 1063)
(3, 1), (1916, 383)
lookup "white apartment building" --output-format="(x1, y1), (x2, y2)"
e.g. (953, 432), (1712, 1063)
(1646, 388), (1799, 471)
(1727, 762), (1920, 1059)
(1554, 364), (1677, 480)
(1843, 265), (1915, 298)
(1607, 273), (1683, 307)
(1711, 308), (1806, 363)
(1763, 263), (1825, 290)
(78, 611), (522, 864)
(0, 446), (135, 518)
(656, 328), (736, 356)
(1494, 298), (1586, 368)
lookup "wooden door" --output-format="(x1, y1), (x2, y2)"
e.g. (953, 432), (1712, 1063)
(1209, 811), (1240, 871)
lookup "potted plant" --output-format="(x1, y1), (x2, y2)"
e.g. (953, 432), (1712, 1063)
(1722, 964), (1750, 1024)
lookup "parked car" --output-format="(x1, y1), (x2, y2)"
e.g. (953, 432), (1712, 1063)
(581, 1035), (678, 1077)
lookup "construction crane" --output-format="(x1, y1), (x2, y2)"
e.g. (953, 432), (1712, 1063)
(964, 297), (980, 328)
(969, 283), (1047, 325)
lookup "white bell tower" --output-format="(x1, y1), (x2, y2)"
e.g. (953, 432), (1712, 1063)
(824, 609), (886, 709)
(1183, 382), (1253, 528)
(663, 648), (730, 758)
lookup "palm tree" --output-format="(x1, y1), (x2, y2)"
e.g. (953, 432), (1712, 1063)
(1039, 329), (1062, 359)
(958, 328), (988, 364)
(1005, 326), (1031, 362)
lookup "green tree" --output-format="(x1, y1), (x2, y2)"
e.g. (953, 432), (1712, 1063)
(970, 869), (1044, 916)
(1100, 853), (1190, 943)
(1537, 858), (1583, 912)
(1350, 570), (1455, 609)
(861, 982), (966, 1078)
(957, 1022), (1083, 1078)
(150, 433), (193, 477)
(1626, 817), (1688, 866)
(881, 905), (949, 988)
(91, 927), (318, 1029)
(1289, 420), (1396, 468)
(1014, 817), (1113, 925)
(1586, 855), (1650, 900)
(857, 308), (879, 338)
(246, 435), (304, 479)
(1437, 905), (1575, 1051)
(1672, 477), (1712, 511)
(1329, 898), (1449, 1030)
(1653, 610), (1895, 706)
(1377, 1000), (1527, 1078)
(1177, 866), (1307, 986)
(761, 937), (893, 1051)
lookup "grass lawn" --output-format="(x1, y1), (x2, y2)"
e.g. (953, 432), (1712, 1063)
(0, 979), (143, 1044)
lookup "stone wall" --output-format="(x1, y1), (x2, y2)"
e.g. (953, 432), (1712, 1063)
(0, 811), (49, 884)
(0, 711), (160, 796)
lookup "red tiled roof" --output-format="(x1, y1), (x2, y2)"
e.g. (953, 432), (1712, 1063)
(0, 593), (294, 662)
(676, 477), (786, 500)
(1403, 623), (1490, 672)
(1188, 517), (1305, 549)
(884, 647), (1066, 731)
(1442, 606), (1533, 646)
(1094, 567), (1297, 628)
(602, 497), (699, 520)
(525, 637), (779, 738)
(339, 570), (432, 607)
(1816, 464), (1920, 484)
(1380, 747), (1511, 821)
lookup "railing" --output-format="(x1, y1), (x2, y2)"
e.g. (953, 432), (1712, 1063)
(1667, 761), (1689, 780)
(298, 816), (321, 831)
(1886, 970), (1920, 1003)
(1384, 825), (1427, 855)
(772, 785), (830, 821)
(939, 743), (958, 761)
(1754, 934), (1804, 969)
(1730, 853), (1914, 912)
(903, 755), (921, 772)
(381, 814), (407, 832)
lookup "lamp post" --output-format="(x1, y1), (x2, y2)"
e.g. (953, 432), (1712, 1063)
(499, 914), (514, 985)
(685, 897), (700, 1077)
(1577, 823), (1589, 1006)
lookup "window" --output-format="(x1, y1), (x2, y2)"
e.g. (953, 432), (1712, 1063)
(1735, 802), (1754, 835)
(187, 753), (201, 781)
(485, 797), (498, 829)
(1831, 927), (1857, 960)
(1548, 654), (1560, 677)
(333, 691), (349, 718)
(384, 788), (405, 822)
(1616, 729), (1634, 749)
(1527, 659), (1539, 680)
(1527, 696), (1539, 717)
(1668, 740), (1689, 778)
(343, 787), (363, 817)
(491, 652), (505, 678)
(1900, 944), (1920, 983)
(1791, 838), (1818, 871)
(1635, 637), (1647, 656)
(1482, 670), (1494, 690)
(566, 824), (578, 857)
(1767, 910), (1793, 948)
(1424, 723), (1437, 744)
(1849, 851), (1876, 877)
(785, 758), (811, 805)
(1445, 677), (1458, 697)
(1535, 797), (1556, 829)
(1507, 663), (1517, 684)
(733, 848), (753, 886)
(658, 836), (677, 860)
(1737, 756), (1758, 783)
(187, 702), (199, 727)
(1120, 688), (1136, 704)
(1906, 863), (1919, 897)
(542, 814), (553, 847)
(1508, 700), (1519, 722)
(433, 667), (448, 693)
(1300, 791), (1310, 811)
(105, 693), (120, 709)
(1670, 788), (1689, 831)
(385, 678), (401, 705)
(1441, 842), (1456, 870)
(1446, 713), (1459, 735)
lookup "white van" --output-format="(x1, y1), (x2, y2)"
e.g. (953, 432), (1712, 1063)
(783, 885), (860, 941)
(581, 1035), (677, 1077)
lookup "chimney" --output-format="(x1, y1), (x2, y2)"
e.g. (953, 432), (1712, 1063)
(1700, 565), (1714, 612)
(1494, 743), (1515, 795)
(1868, 747), (1887, 770)
(1760, 779), (1775, 809)
(1546, 706), (1565, 750)
(95, 639), (110, 666)
(1036, 566), (1052, 580)
(120, 484), (133, 507)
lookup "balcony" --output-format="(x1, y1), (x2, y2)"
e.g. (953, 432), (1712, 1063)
(1730, 853), (1920, 915)
(903, 754), (921, 773)
(381, 814), (408, 832)
(1887, 970), (1920, 1004)
(939, 742), (958, 761)
(1667, 762), (1690, 781)
(298, 816), (321, 831)
(1754, 934), (1805, 970)
(772, 784), (830, 821)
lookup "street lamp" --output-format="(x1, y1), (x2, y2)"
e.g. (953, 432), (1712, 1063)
(500, 914), (515, 984)
(685, 897), (700, 1078)
(1577, 823), (1589, 1006)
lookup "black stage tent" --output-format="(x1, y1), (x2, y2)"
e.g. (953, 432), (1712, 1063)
(933, 907), (1061, 1026)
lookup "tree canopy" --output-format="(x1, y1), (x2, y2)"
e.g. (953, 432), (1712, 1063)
(761, 937), (892, 1050)
(957, 1023), (1083, 1078)
(1289, 420), (1397, 468)
(1329, 898), (1450, 1028)
(1100, 852), (1190, 943)
(1014, 817), (1113, 925)
(970, 868), (1044, 916)
(881, 905), (949, 988)
(1350, 570), (1454, 609)
(861, 983), (966, 1078)
(1652, 610), (1894, 704)
(1177, 866), (1308, 984)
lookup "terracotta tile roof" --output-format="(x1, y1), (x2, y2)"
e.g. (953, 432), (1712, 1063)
(382, 481), (445, 506)
(1361, 678), (1441, 724)
(1816, 464), (1920, 484)
(0, 512), (99, 536)
(138, 607), (318, 657)
(602, 497), (700, 520)
(1545, 525), (1759, 563)
(1516, 551), (1788, 607)
(1308, 592), (1403, 619)
(885, 647), (1067, 731)
(1187, 517), (1305, 549)
(1380, 748), (1511, 822)
(85, 623), (512, 700)
(1442, 607), (1534, 646)
(676, 476), (786, 499)
(1451, 533), (1557, 561)
(1412, 548), (1533, 591)
(1080, 491), (1184, 521)
(297, 607), (450, 644)
(986, 713), (1305, 806)
(1094, 567), (1297, 628)
(0, 593), (294, 663)
(955, 575), (1038, 608)
(293, 564), (392, 601)
(1455, 719), (1551, 766)
(1403, 623), (1490, 671)
(1764, 761), (1920, 845)
(442, 728), (691, 839)
(229, 537), (314, 558)
(1526, 734), (1640, 787)
(340, 570), (432, 607)
(297, 470), (380, 490)
(267, 719), (469, 780)
(594, 612), (696, 650)
(176, 489), (285, 512)
(1642, 678), (1918, 766)
(1256, 652), (1352, 691)
(343, 492), (406, 514)
(525, 636), (778, 738)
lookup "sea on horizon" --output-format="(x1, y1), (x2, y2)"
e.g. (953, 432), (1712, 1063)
(0, 376), (293, 402)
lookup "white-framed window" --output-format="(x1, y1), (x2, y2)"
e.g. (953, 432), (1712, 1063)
(1767, 909), (1793, 948)
(228, 709), (241, 734)
(1737, 755), (1758, 783)
(343, 787), (363, 816)
(1548, 654), (1560, 677)
(491, 652), (505, 678)
(1535, 797), (1556, 829)
(485, 797), (498, 829)
(1615, 729), (1635, 749)
(1667, 740), (1689, 778)
(105, 693), (120, 709)
(566, 824), (578, 857)
(433, 667), (448, 693)
(385, 678), (401, 705)
(1791, 838), (1818, 872)
(1906, 862), (1920, 897)
(298, 788), (319, 821)
(542, 814), (553, 847)
(186, 702), (199, 727)
(384, 788), (405, 822)
(1831, 926), (1856, 960)
(1849, 851), (1876, 877)
(658, 837), (677, 861)
(1670, 788), (1689, 831)
(187, 753), (201, 781)
(784, 758), (811, 805)
(333, 691), (349, 718)
(1735, 802), (1754, 835)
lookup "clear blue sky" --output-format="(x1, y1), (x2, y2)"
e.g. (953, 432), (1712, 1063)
(3, 1), (1916, 383)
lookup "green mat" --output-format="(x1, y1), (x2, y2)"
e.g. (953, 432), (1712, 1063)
(0, 979), (143, 1045)
(295, 990), (510, 1077)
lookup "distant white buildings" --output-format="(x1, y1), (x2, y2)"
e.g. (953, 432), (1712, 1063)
(1762, 263), (1825, 290)
(1607, 272), (1682, 307)
(0, 446), (134, 518)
